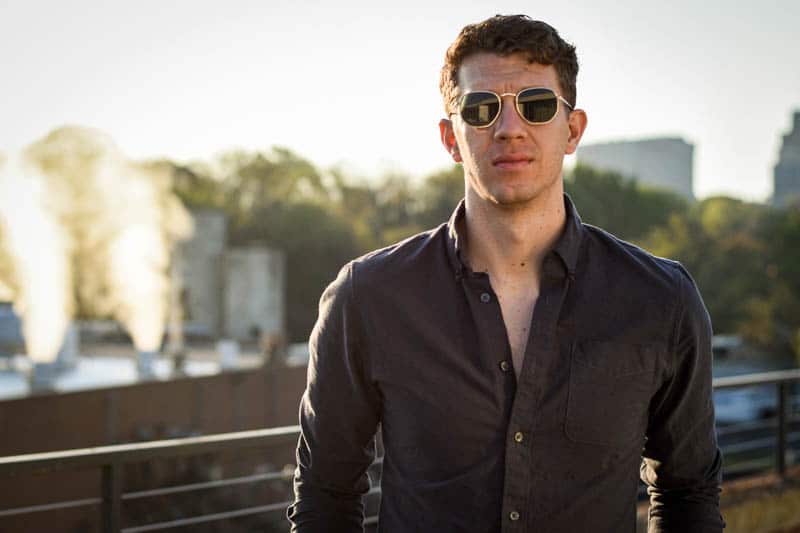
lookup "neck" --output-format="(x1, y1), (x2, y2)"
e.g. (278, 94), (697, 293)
(462, 184), (566, 282)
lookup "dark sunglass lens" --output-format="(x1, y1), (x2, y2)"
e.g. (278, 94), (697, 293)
(460, 92), (500, 126)
(517, 88), (558, 123)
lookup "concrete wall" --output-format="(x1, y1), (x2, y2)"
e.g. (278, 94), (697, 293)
(178, 209), (226, 338)
(577, 137), (695, 200)
(223, 246), (286, 341)
(178, 211), (287, 342)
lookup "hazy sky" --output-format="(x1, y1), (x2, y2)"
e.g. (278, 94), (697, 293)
(2, 0), (798, 201)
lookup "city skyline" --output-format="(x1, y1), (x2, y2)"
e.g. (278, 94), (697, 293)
(2, 0), (799, 202)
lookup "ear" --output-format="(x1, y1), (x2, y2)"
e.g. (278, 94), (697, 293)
(439, 118), (462, 163)
(564, 109), (588, 155)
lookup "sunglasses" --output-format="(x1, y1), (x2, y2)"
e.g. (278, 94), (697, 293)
(454, 87), (573, 128)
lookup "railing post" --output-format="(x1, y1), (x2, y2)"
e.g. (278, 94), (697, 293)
(777, 382), (788, 481)
(102, 462), (123, 533)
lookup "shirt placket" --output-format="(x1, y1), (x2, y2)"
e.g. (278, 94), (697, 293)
(460, 270), (517, 408)
(501, 256), (572, 532)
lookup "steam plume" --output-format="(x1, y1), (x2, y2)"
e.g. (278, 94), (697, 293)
(0, 152), (73, 362)
(0, 126), (193, 361)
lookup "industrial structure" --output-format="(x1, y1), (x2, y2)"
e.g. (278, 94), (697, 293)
(577, 137), (695, 200)
(0, 208), (286, 396)
(178, 209), (286, 342)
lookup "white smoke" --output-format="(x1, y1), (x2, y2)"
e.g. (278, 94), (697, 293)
(0, 152), (73, 362)
(0, 126), (194, 361)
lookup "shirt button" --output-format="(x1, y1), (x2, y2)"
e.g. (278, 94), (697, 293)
(499, 360), (511, 372)
(514, 431), (524, 443)
(509, 510), (520, 521)
(480, 292), (491, 303)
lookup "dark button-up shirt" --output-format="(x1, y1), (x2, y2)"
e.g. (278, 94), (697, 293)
(288, 195), (724, 532)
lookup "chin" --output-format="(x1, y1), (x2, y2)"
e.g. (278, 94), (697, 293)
(486, 183), (543, 205)
(466, 166), (561, 208)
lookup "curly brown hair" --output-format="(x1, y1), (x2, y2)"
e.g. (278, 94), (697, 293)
(439, 15), (579, 114)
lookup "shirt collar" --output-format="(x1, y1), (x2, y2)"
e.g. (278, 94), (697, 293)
(446, 193), (584, 280)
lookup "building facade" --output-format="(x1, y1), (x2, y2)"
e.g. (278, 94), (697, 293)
(577, 137), (695, 200)
(774, 111), (800, 208)
(178, 209), (286, 342)
(223, 246), (286, 341)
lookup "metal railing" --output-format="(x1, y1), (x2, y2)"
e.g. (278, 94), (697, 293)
(0, 427), (302, 532)
(0, 369), (799, 532)
(713, 368), (800, 480)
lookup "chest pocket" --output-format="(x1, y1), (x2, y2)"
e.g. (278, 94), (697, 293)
(564, 340), (659, 446)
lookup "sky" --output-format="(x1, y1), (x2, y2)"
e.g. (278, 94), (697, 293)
(1, 0), (798, 202)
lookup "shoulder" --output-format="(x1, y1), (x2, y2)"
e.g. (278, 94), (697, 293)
(346, 223), (451, 289)
(581, 223), (710, 343)
(316, 223), (451, 343)
(317, 222), (450, 307)
(581, 222), (693, 298)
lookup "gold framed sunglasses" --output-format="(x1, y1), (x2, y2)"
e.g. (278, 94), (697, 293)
(453, 87), (573, 128)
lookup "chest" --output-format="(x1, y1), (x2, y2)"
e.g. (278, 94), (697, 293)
(493, 278), (539, 377)
(371, 270), (670, 477)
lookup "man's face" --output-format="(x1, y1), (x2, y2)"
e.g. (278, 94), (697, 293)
(440, 52), (586, 208)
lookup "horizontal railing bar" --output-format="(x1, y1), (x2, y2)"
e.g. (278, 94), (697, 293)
(121, 501), (291, 533)
(717, 416), (800, 439)
(716, 417), (778, 436)
(717, 417), (800, 440)
(721, 432), (800, 455)
(123, 470), (290, 500)
(123, 488), (386, 532)
(0, 425), (301, 477)
(0, 497), (101, 517)
(0, 462), (381, 520)
(720, 457), (777, 477)
(713, 369), (800, 389)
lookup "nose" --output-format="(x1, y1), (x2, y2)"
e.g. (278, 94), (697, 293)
(493, 95), (526, 141)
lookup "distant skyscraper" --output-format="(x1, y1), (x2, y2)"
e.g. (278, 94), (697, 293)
(577, 137), (695, 200)
(773, 111), (800, 208)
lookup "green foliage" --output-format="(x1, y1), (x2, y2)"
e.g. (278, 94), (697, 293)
(328, 171), (422, 251)
(564, 164), (689, 242)
(217, 147), (328, 220)
(232, 201), (360, 342)
(173, 150), (460, 340)
(167, 162), (225, 211)
(644, 198), (768, 333)
(744, 206), (800, 360)
(166, 147), (800, 359)
(415, 165), (464, 230)
(327, 164), (463, 251)
(200, 149), (348, 340)
(644, 198), (800, 362)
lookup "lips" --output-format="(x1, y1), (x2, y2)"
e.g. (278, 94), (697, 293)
(492, 154), (532, 169)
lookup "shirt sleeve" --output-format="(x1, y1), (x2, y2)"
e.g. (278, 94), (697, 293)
(287, 262), (382, 532)
(640, 263), (725, 532)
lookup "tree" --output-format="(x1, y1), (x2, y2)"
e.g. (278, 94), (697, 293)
(232, 201), (360, 341)
(565, 164), (689, 242)
(643, 197), (800, 361)
(160, 161), (225, 211)
(416, 165), (464, 230)
(740, 205), (800, 361)
(216, 147), (328, 224)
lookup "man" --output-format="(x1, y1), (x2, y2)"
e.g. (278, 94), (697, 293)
(288, 14), (724, 533)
